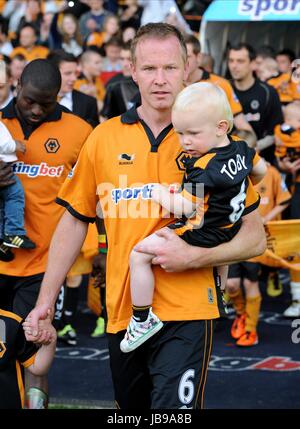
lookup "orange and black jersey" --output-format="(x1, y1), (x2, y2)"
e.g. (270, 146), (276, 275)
(173, 139), (260, 246)
(275, 124), (300, 183)
(267, 72), (300, 104)
(0, 309), (37, 409)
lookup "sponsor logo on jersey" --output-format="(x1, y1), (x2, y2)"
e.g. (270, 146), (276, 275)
(44, 138), (60, 154)
(13, 162), (64, 178)
(251, 99), (260, 109)
(118, 153), (135, 165)
(238, 0), (300, 21)
(111, 183), (154, 204)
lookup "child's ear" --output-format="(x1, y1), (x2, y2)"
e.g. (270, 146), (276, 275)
(216, 120), (229, 136)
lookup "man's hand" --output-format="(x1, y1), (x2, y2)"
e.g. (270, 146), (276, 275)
(0, 161), (15, 187)
(23, 304), (53, 343)
(15, 140), (26, 154)
(289, 158), (300, 175)
(134, 227), (196, 272)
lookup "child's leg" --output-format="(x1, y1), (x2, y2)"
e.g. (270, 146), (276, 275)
(2, 177), (26, 236)
(129, 232), (167, 308)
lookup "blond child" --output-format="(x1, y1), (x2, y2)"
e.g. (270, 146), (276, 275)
(120, 82), (266, 353)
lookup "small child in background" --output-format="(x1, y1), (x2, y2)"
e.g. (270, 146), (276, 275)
(0, 121), (35, 262)
(120, 82), (266, 353)
(0, 308), (56, 409)
(275, 102), (300, 167)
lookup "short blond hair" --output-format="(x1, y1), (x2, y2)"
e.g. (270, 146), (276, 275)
(173, 82), (234, 133)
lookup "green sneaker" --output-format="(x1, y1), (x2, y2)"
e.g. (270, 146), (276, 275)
(91, 317), (105, 338)
(57, 324), (77, 346)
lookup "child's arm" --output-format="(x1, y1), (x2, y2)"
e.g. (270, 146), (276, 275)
(250, 157), (267, 185)
(23, 318), (57, 376)
(151, 184), (197, 218)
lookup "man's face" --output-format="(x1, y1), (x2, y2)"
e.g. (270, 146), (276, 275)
(131, 36), (188, 112)
(19, 27), (36, 49)
(120, 49), (131, 76)
(10, 59), (26, 81)
(59, 61), (77, 94)
(186, 43), (201, 76)
(89, 0), (103, 12)
(16, 82), (57, 125)
(276, 54), (291, 74)
(85, 53), (103, 77)
(105, 45), (121, 63)
(228, 48), (254, 81)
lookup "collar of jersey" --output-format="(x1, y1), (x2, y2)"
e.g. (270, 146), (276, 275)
(121, 105), (140, 124)
(1, 98), (63, 122)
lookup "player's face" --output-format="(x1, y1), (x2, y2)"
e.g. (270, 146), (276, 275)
(228, 49), (253, 81)
(16, 82), (58, 125)
(59, 61), (77, 93)
(172, 109), (221, 156)
(131, 36), (188, 112)
(186, 43), (200, 76)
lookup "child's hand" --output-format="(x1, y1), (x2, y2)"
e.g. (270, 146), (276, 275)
(23, 311), (57, 345)
(15, 140), (26, 154)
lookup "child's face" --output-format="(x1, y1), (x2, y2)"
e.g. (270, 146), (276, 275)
(172, 108), (225, 156)
(285, 110), (300, 130)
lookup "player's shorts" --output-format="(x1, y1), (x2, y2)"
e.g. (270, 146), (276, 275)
(228, 261), (261, 282)
(107, 319), (215, 409)
(291, 183), (300, 219)
(168, 220), (241, 248)
(0, 273), (44, 318)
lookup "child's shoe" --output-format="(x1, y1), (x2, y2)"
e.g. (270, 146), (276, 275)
(57, 324), (77, 346)
(230, 313), (246, 339)
(0, 242), (15, 261)
(120, 308), (163, 353)
(3, 234), (36, 249)
(236, 331), (258, 347)
(91, 316), (105, 338)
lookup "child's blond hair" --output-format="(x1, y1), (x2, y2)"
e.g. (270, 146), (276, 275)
(173, 82), (234, 133)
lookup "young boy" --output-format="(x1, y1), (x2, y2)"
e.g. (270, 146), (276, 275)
(0, 121), (35, 262)
(120, 82), (266, 353)
(0, 308), (56, 409)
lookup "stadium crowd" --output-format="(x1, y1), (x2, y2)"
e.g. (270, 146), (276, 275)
(0, 0), (300, 410)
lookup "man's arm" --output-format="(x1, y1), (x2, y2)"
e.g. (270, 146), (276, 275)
(26, 211), (88, 337)
(134, 209), (266, 272)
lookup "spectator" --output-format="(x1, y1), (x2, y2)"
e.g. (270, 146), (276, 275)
(228, 43), (283, 164)
(0, 62), (13, 109)
(276, 49), (296, 74)
(0, 17), (13, 58)
(122, 26), (136, 43)
(48, 49), (99, 128)
(10, 24), (49, 62)
(101, 36), (122, 84)
(87, 14), (120, 49)
(79, 0), (111, 40)
(259, 57), (279, 82)
(139, 0), (191, 33)
(2, 0), (26, 38)
(47, 13), (83, 57)
(254, 45), (276, 80)
(74, 49), (105, 110)
(16, 0), (44, 39)
(9, 54), (26, 96)
(119, 0), (142, 30)
(101, 41), (139, 120)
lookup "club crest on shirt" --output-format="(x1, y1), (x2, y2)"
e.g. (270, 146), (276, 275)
(44, 138), (60, 154)
(0, 341), (6, 358)
(176, 151), (192, 171)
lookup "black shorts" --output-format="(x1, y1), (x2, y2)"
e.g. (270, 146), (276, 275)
(168, 221), (241, 248)
(0, 273), (44, 318)
(107, 319), (215, 409)
(228, 262), (260, 282)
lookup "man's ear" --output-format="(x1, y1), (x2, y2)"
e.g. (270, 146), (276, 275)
(130, 62), (137, 83)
